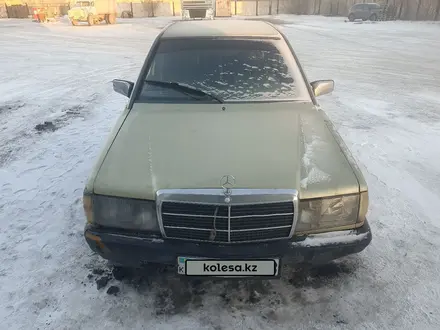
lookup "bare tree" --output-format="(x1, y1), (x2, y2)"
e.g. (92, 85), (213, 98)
(285, 0), (300, 14)
(396, 0), (404, 19)
(415, 0), (421, 20)
(142, 0), (160, 17)
(435, 0), (440, 20)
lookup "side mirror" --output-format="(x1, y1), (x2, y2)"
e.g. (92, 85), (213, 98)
(113, 79), (134, 98)
(310, 80), (335, 97)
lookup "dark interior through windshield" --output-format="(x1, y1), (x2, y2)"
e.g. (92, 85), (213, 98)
(137, 38), (307, 102)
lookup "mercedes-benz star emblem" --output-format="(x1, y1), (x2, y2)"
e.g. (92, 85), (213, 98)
(220, 175), (235, 203)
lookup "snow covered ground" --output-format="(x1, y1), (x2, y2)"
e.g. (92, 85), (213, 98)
(1, 15), (440, 330)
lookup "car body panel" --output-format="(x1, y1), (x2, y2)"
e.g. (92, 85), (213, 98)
(318, 108), (368, 192)
(92, 102), (360, 200)
(161, 19), (281, 39)
(85, 106), (130, 194)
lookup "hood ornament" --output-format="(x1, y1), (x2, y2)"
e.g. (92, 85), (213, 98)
(220, 175), (235, 203)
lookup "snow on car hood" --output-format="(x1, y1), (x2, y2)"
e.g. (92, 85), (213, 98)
(92, 102), (360, 200)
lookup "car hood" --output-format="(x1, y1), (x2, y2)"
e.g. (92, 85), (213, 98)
(92, 102), (360, 200)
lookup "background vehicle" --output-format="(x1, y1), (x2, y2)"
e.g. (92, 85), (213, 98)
(348, 3), (382, 22)
(181, 0), (214, 20)
(34, 6), (58, 23)
(68, 0), (117, 26)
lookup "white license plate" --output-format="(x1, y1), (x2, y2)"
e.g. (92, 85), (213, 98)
(177, 257), (280, 277)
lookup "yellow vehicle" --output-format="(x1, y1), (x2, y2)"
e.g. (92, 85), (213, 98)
(68, 0), (117, 26)
(34, 6), (58, 23)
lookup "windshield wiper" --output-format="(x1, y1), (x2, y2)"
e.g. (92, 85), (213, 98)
(145, 79), (224, 103)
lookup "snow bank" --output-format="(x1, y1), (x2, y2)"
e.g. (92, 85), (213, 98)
(292, 231), (369, 247)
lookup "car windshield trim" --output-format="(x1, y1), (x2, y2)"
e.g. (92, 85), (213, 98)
(216, 99), (310, 104)
(144, 79), (224, 103)
(160, 36), (282, 41)
(137, 98), (311, 105)
(135, 38), (311, 104)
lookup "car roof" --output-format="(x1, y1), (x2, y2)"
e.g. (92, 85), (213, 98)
(161, 19), (282, 39)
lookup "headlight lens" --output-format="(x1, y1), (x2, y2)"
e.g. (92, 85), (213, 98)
(92, 195), (159, 231)
(295, 194), (360, 234)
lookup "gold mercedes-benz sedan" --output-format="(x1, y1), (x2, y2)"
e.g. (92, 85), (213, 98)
(83, 19), (372, 278)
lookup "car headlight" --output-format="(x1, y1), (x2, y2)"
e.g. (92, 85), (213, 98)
(295, 193), (366, 235)
(90, 194), (160, 231)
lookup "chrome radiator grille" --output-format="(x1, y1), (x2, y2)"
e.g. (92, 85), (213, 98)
(157, 189), (298, 243)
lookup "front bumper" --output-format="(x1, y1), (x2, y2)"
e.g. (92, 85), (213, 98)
(84, 220), (372, 269)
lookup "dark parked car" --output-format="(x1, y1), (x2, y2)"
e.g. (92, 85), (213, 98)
(348, 3), (382, 22)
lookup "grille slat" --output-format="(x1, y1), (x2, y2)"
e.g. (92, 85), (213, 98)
(160, 199), (295, 243)
(231, 227), (291, 242)
(165, 227), (229, 242)
(163, 212), (293, 219)
(162, 215), (229, 230)
(162, 203), (229, 217)
(164, 225), (228, 232)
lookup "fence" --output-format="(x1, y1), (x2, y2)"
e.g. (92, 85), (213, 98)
(121, 0), (440, 20)
(277, 0), (440, 20)
(0, 5), (7, 18)
(1, 2), (70, 18)
(0, 0), (439, 20)
(5, 4), (29, 17)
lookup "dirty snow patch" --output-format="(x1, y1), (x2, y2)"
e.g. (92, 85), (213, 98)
(292, 231), (368, 247)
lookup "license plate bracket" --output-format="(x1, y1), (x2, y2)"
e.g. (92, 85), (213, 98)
(177, 256), (281, 278)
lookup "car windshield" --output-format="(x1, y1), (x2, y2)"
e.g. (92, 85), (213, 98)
(137, 38), (311, 103)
